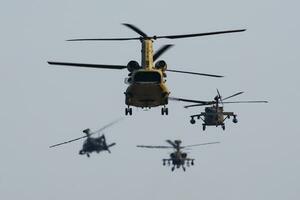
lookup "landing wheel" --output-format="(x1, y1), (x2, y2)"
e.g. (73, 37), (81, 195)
(233, 117), (238, 123)
(190, 118), (196, 124)
(222, 125), (225, 130)
(161, 107), (168, 115)
(202, 125), (206, 131)
(183, 167), (186, 172)
(86, 153), (90, 158)
(125, 107), (132, 116)
(191, 160), (194, 165)
(171, 166), (175, 171)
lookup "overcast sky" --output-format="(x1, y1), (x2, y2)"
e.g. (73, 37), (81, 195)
(0, 0), (299, 199)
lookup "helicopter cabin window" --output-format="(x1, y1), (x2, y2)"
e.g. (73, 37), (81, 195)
(134, 71), (161, 83)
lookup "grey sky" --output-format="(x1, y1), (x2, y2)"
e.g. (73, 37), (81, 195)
(0, 0), (299, 199)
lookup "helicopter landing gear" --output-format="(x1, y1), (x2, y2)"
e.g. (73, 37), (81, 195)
(233, 116), (238, 123)
(190, 118), (196, 124)
(125, 107), (132, 116)
(79, 150), (85, 155)
(182, 166), (186, 172)
(171, 166), (175, 171)
(222, 125), (225, 130)
(163, 160), (166, 166)
(86, 153), (90, 158)
(202, 124), (206, 131)
(161, 106), (168, 115)
(191, 160), (194, 166)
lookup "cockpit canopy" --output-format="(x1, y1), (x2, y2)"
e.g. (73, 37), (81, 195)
(133, 71), (161, 83)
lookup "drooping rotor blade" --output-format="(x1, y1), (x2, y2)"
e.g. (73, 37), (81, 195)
(67, 37), (141, 41)
(216, 89), (223, 104)
(169, 97), (210, 104)
(166, 69), (224, 77)
(166, 140), (178, 148)
(49, 118), (122, 148)
(222, 91), (244, 101)
(153, 44), (174, 61)
(122, 23), (148, 37)
(222, 101), (268, 104)
(182, 142), (220, 148)
(153, 29), (246, 40)
(48, 61), (127, 70)
(136, 145), (173, 149)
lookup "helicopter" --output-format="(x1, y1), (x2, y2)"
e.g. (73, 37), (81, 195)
(48, 23), (246, 116)
(137, 140), (219, 171)
(49, 119), (121, 157)
(170, 90), (268, 130)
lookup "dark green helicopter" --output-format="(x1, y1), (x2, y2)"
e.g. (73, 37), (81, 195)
(49, 119), (121, 157)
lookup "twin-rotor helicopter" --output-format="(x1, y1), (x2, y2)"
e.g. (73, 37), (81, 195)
(48, 23), (246, 115)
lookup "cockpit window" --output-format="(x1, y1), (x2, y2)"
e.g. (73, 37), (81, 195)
(134, 71), (161, 83)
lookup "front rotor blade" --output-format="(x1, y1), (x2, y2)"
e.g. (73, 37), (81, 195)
(136, 145), (173, 149)
(67, 37), (141, 41)
(169, 97), (209, 104)
(222, 92), (244, 101)
(222, 101), (268, 104)
(48, 61), (127, 70)
(153, 44), (174, 61)
(49, 135), (87, 148)
(122, 23), (148, 37)
(166, 69), (223, 77)
(154, 29), (246, 40)
(183, 142), (220, 148)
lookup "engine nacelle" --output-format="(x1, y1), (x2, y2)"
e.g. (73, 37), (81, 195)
(127, 60), (140, 72)
(155, 60), (167, 71)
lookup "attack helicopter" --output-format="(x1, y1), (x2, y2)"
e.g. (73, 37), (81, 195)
(170, 90), (268, 130)
(48, 23), (246, 116)
(137, 140), (219, 171)
(49, 119), (121, 157)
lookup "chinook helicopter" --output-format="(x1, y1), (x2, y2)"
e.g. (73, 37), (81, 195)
(137, 140), (219, 171)
(170, 90), (268, 130)
(49, 119), (121, 157)
(48, 23), (246, 116)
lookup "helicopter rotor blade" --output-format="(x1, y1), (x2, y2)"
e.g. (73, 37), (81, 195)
(136, 145), (173, 149)
(166, 140), (178, 148)
(183, 142), (220, 148)
(122, 23), (148, 37)
(90, 118), (123, 136)
(184, 102), (214, 108)
(49, 118), (122, 148)
(153, 44), (174, 61)
(49, 135), (88, 148)
(67, 37), (141, 41)
(222, 91), (244, 101)
(48, 61), (127, 70)
(169, 97), (210, 104)
(222, 101), (268, 104)
(154, 29), (246, 40)
(166, 69), (223, 77)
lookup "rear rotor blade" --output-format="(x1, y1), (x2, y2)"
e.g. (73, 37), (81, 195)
(154, 29), (246, 40)
(222, 101), (268, 104)
(136, 145), (173, 149)
(166, 69), (223, 77)
(183, 142), (220, 148)
(222, 92), (244, 101)
(122, 23), (148, 37)
(153, 44), (174, 61)
(48, 61), (127, 70)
